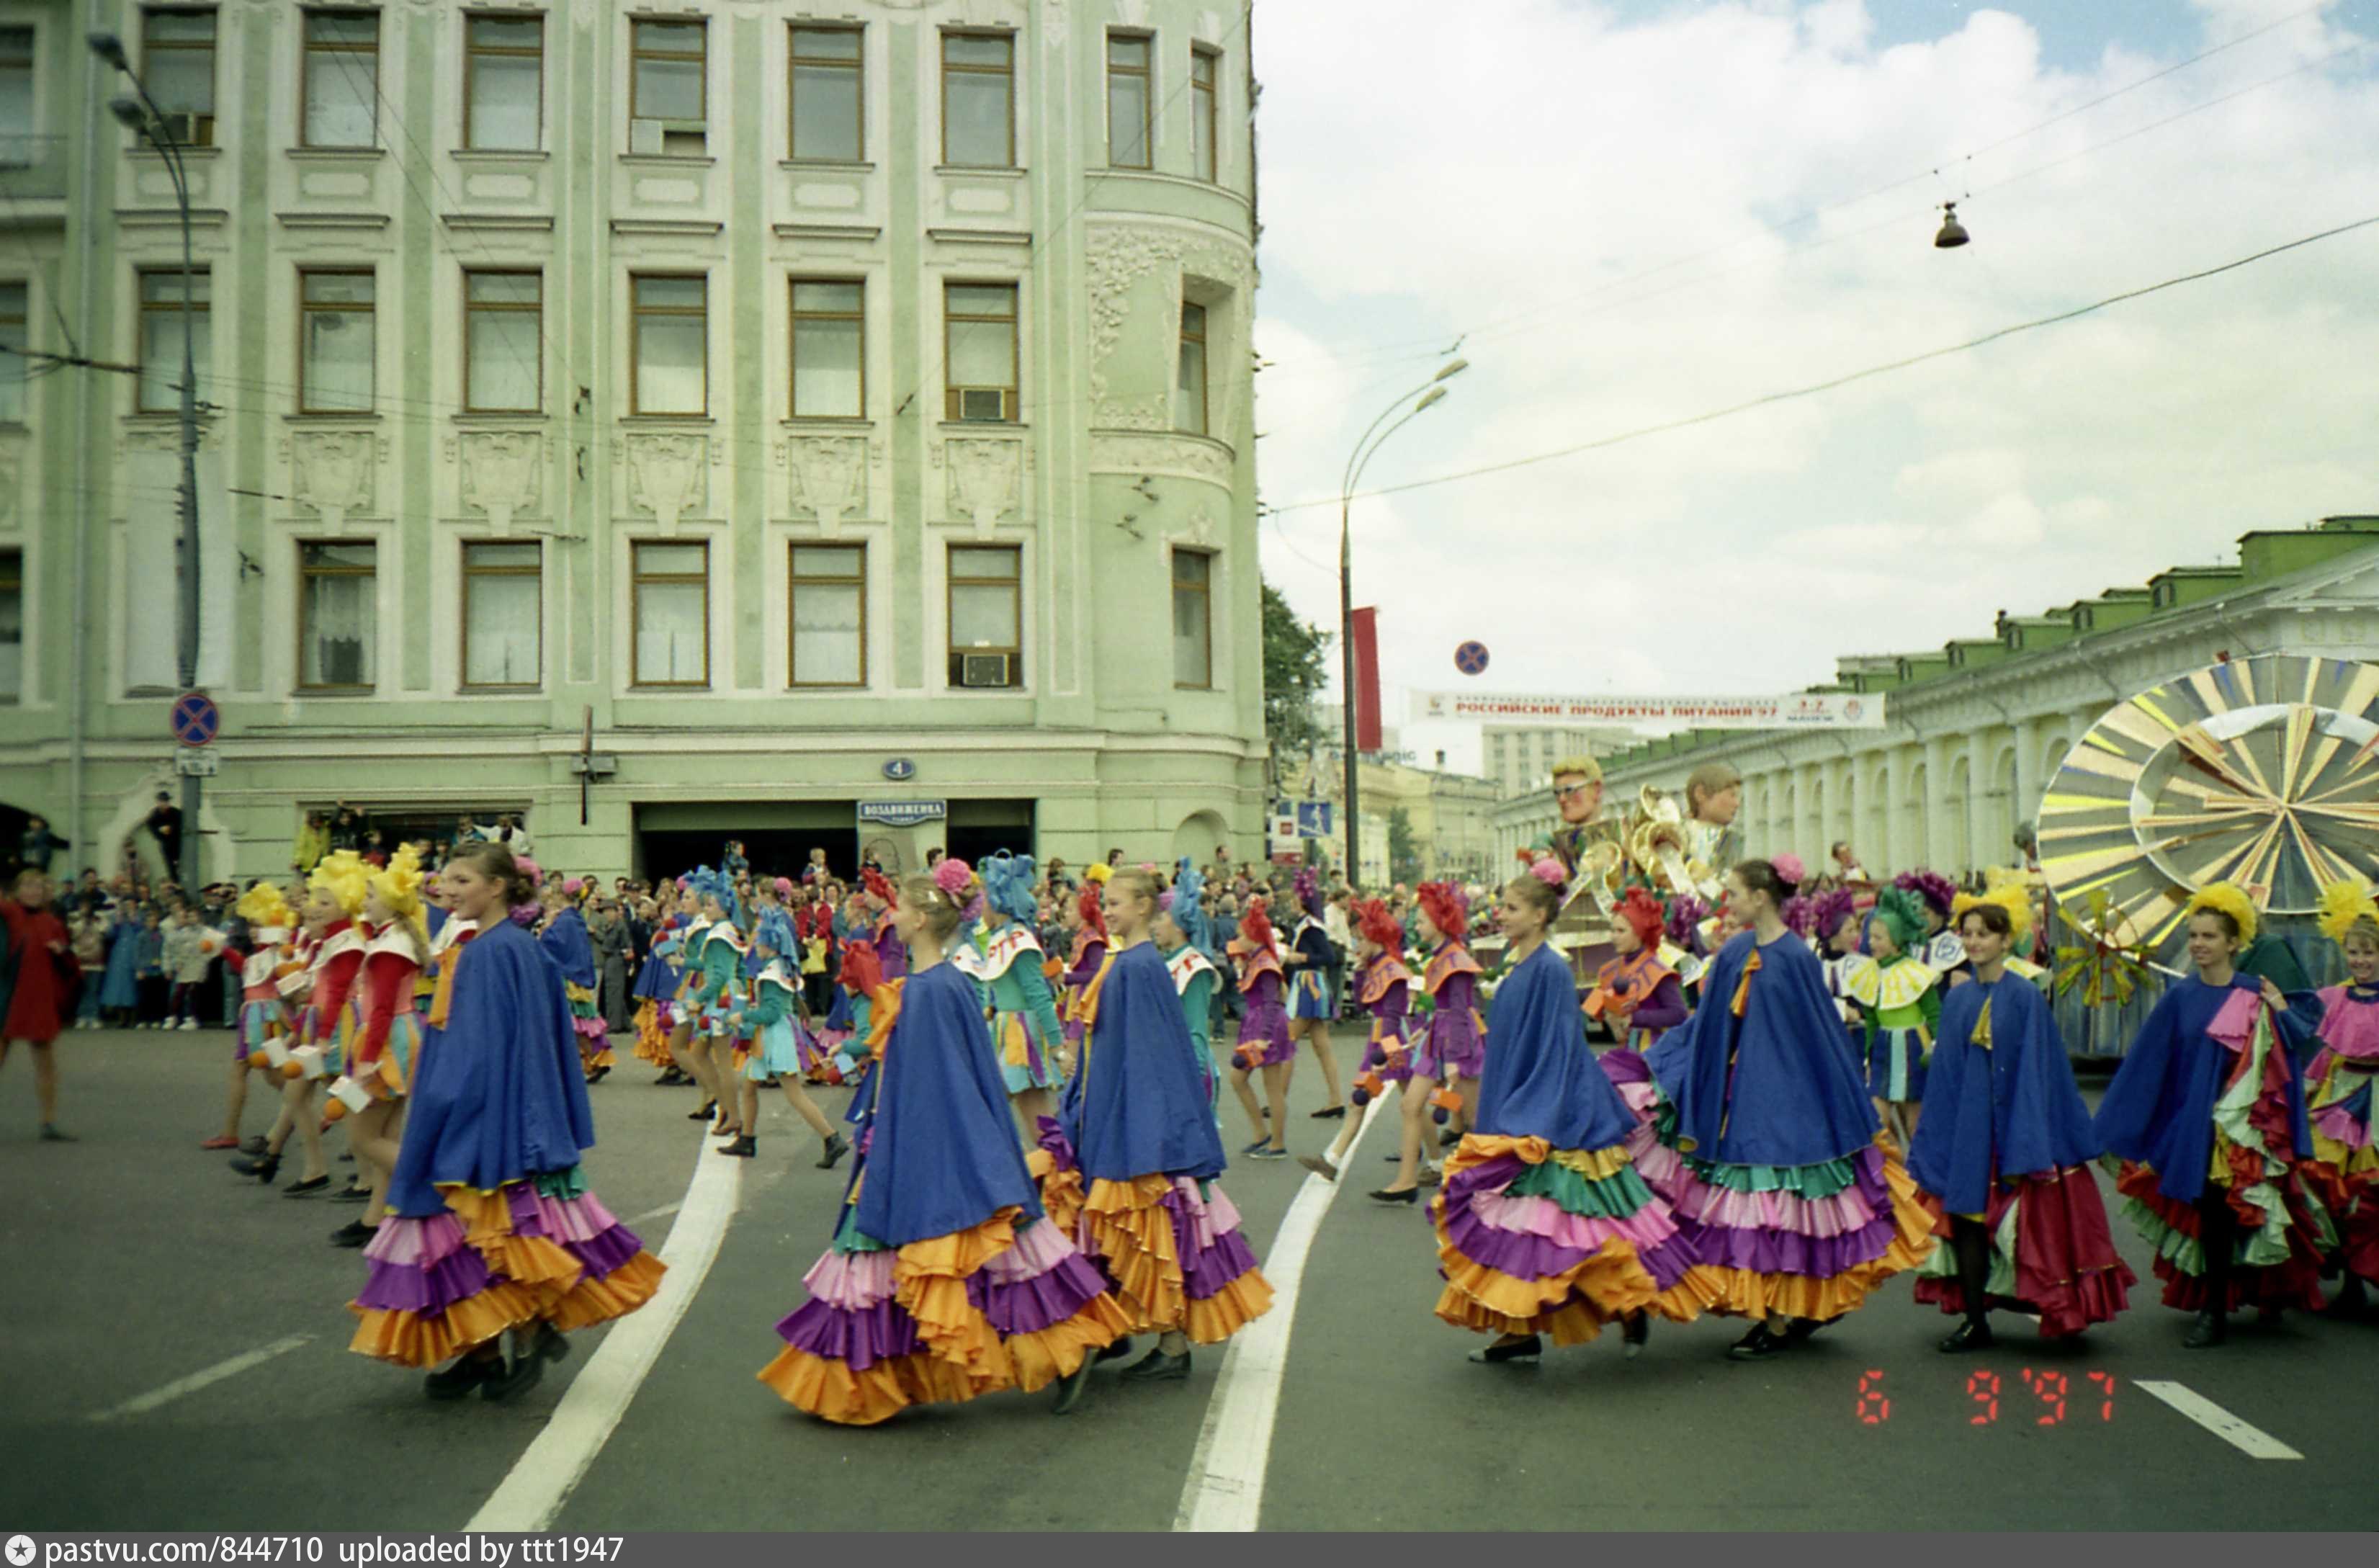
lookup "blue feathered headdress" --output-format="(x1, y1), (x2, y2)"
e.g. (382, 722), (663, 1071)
(685, 865), (742, 928)
(982, 851), (1038, 923)
(1168, 857), (1222, 962)
(754, 908), (795, 957)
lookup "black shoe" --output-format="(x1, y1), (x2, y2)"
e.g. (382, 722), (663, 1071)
(2184, 1310), (2227, 1350)
(231, 1151), (282, 1184)
(817, 1132), (851, 1170)
(332, 1184), (370, 1203)
(1310, 1105), (1346, 1120)
(532, 1323), (570, 1365)
(1368, 1186), (1417, 1205)
(1095, 1336), (1136, 1364)
(1121, 1347), (1192, 1382)
(1938, 1320), (1995, 1354)
(1469, 1334), (1542, 1365)
(687, 1101), (717, 1122)
(480, 1349), (546, 1403)
(424, 1352), (500, 1400)
(1728, 1324), (1788, 1361)
(339, 1152), (354, 1163)
(1051, 1357), (1097, 1416)
(587, 1066), (610, 1085)
(1439, 1129), (1462, 1148)
(1623, 1314), (1649, 1361)
(38, 1123), (75, 1143)
(719, 1135), (756, 1158)
(1779, 1314), (1839, 1347)
(240, 1134), (269, 1157)
(331, 1219), (375, 1247)
(283, 1175), (330, 1197)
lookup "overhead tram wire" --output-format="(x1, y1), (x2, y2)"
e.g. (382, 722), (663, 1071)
(1259, 0), (2348, 375)
(1265, 210), (2379, 517)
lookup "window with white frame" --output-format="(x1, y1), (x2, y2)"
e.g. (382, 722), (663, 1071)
(464, 14), (542, 152)
(462, 541), (541, 689)
(302, 10), (379, 149)
(298, 541), (376, 691)
(298, 268), (375, 414)
(789, 545), (865, 688)
(632, 541), (708, 687)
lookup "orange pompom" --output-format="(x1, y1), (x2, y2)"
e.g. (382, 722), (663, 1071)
(323, 1101), (349, 1123)
(281, 1060), (305, 1080)
(247, 1050), (270, 1070)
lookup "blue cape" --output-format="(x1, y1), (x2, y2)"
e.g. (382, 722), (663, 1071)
(1474, 940), (1636, 1152)
(426, 905), (449, 940)
(387, 920), (597, 1216)
(1646, 931), (1879, 1166)
(537, 906), (597, 987)
(1062, 941), (1228, 1181)
(2092, 972), (2318, 1203)
(852, 962), (1046, 1248)
(1907, 975), (2099, 1214)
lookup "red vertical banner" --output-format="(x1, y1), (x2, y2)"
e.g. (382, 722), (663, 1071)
(1350, 606), (1383, 753)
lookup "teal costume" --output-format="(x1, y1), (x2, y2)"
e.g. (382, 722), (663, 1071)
(956, 920), (1066, 1094)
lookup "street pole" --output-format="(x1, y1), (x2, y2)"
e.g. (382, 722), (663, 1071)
(92, 35), (204, 892)
(1335, 358), (1467, 893)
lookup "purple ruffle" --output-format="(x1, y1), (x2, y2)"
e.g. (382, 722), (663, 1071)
(355, 1245), (496, 1314)
(1666, 1211), (1899, 1278)
(1183, 1224), (1261, 1302)
(967, 1248), (1114, 1335)
(774, 1296), (923, 1371)
(562, 1224), (649, 1282)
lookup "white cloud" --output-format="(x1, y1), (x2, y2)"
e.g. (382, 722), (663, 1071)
(1252, 0), (2379, 778)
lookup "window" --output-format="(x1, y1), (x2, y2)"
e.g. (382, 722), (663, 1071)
(789, 279), (864, 418)
(944, 282), (1016, 423)
(0, 548), (19, 703)
(1172, 549), (1212, 689)
(462, 541), (541, 689)
(940, 32), (1013, 168)
(302, 10), (380, 149)
(946, 545), (1021, 689)
(1106, 34), (1150, 169)
(632, 542), (708, 687)
(789, 545), (865, 688)
(1175, 300), (1208, 436)
(297, 269), (375, 414)
(298, 541), (376, 691)
(140, 9), (215, 147)
(136, 267), (209, 413)
(464, 269), (542, 412)
(789, 24), (861, 163)
(630, 274), (706, 416)
(464, 14), (542, 151)
(630, 19), (705, 154)
(0, 27), (33, 138)
(1191, 47), (1219, 182)
(0, 283), (24, 424)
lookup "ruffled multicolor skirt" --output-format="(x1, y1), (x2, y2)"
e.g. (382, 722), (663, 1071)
(349, 1170), (666, 1367)
(1030, 1123), (1275, 1345)
(631, 999), (676, 1069)
(759, 1206), (1132, 1427)
(1431, 1132), (1723, 1343)
(1912, 1167), (2136, 1337)
(2305, 1045), (2378, 1286)
(238, 997), (289, 1064)
(1601, 1050), (1937, 1321)
(1233, 998), (1294, 1070)
(566, 982), (614, 1070)
(995, 1010), (1063, 1095)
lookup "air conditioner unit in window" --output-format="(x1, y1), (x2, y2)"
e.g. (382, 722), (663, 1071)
(630, 119), (665, 156)
(954, 387), (1013, 423)
(959, 653), (1013, 689)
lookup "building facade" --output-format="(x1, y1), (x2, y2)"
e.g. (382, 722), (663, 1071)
(1570, 516), (2379, 879)
(0, 0), (1265, 883)
(1481, 725), (1630, 802)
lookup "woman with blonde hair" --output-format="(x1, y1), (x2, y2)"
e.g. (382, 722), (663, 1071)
(326, 846), (430, 1247)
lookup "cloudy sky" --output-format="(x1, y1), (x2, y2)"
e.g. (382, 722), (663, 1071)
(1246, 0), (2379, 775)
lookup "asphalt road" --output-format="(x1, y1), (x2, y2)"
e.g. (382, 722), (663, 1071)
(3, 1023), (2374, 1533)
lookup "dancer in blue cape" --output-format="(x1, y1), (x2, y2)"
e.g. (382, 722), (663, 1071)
(760, 871), (1129, 1425)
(349, 841), (663, 1402)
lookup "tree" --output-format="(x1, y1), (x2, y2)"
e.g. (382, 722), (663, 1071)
(1261, 579), (1331, 778)
(1387, 806), (1420, 884)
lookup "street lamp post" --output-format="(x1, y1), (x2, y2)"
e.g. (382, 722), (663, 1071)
(90, 32), (202, 894)
(1337, 358), (1466, 892)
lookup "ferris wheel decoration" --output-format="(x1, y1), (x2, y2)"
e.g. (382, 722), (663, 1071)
(2038, 653), (2379, 972)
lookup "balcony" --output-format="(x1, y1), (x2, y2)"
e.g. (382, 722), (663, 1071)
(0, 134), (67, 220)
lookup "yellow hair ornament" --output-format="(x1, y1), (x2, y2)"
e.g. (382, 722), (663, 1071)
(2185, 882), (2259, 946)
(235, 882), (293, 932)
(2316, 879), (2379, 947)
(369, 843), (426, 922)
(309, 849), (372, 919)
(1952, 883), (2035, 944)
(1083, 861), (1113, 886)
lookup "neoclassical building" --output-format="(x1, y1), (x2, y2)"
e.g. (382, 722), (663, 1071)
(1540, 515), (2379, 879)
(0, 0), (1265, 881)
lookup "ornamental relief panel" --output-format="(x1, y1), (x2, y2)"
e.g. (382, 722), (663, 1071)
(1084, 221), (1255, 422)
(452, 430), (545, 534)
(617, 431), (714, 534)
(937, 436), (1026, 539)
(1088, 431), (1233, 486)
(285, 429), (385, 530)
(781, 434), (874, 539)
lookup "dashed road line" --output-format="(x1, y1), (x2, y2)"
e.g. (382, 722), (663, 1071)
(89, 1335), (314, 1422)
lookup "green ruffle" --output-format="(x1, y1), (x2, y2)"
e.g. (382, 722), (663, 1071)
(1651, 1098), (1865, 1199)
(830, 1205), (890, 1254)
(1505, 1155), (1660, 1221)
(532, 1166), (589, 1200)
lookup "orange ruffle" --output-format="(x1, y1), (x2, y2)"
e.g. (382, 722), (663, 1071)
(1433, 1235), (1659, 1344)
(757, 1345), (1002, 1428)
(347, 1278), (544, 1368)
(1005, 1296), (1137, 1393)
(1082, 1175), (1189, 1335)
(444, 1185), (586, 1307)
(1025, 1149), (1086, 1236)
(1185, 1271), (1276, 1345)
(892, 1214), (1023, 1398)
(545, 1250), (668, 1333)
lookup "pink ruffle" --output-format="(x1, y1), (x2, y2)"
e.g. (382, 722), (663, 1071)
(514, 1188), (625, 1247)
(979, 1217), (1080, 1283)
(362, 1212), (471, 1269)
(1170, 1177), (1245, 1255)
(1464, 1191), (1685, 1256)
(802, 1247), (897, 1310)
(2313, 1100), (2373, 1150)
(2209, 988), (2259, 1053)
(2316, 988), (2379, 1059)
(1628, 1134), (1884, 1238)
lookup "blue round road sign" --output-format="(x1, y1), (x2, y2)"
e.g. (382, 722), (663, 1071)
(171, 691), (220, 747)
(1453, 640), (1490, 676)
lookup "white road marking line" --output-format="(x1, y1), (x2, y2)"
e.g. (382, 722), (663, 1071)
(1175, 1085), (1399, 1533)
(89, 1335), (313, 1422)
(465, 1144), (744, 1531)
(625, 1201), (682, 1227)
(2134, 1380), (2303, 1460)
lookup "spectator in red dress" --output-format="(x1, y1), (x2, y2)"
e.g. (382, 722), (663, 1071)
(1, 866), (76, 1141)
